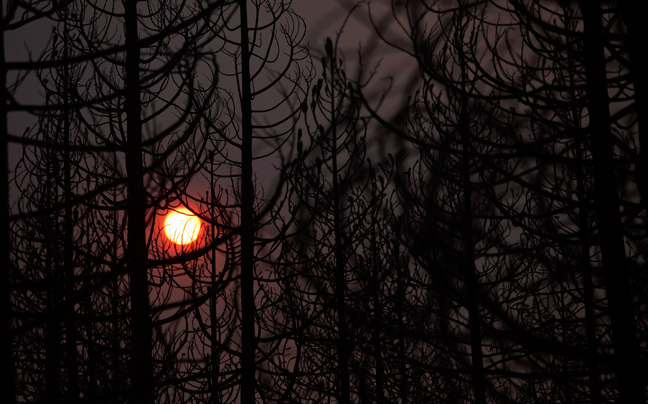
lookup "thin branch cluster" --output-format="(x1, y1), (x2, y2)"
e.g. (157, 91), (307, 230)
(3, 0), (647, 403)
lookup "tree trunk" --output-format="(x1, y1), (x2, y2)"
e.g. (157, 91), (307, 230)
(393, 231), (408, 404)
(111, 155), (125, 401)
(124, 1), (154, 403)
(44, 168), (62, 403)
(62, 22), (79, 401)
(238, 2), (257, 403)
(210, 153), (221, 404)
(0, 0), (15, 399)
(458, 22), (486, 404)
(370, 216), (385, 404)
(329, 51), (351, 404)
(461, 159), (486, 404)
(573, 85), (602, 404)
(579, 2), (644, 403)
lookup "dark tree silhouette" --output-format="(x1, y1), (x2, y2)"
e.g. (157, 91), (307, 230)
(144, 1), (312, 402)
(9, 0), (223, 402)
(7, 0), (648, 403)
(278, 36), (401, 403)
(2, 1), (80, 402)
(356, 0), (647, 403)
(210, 2), (310, 401)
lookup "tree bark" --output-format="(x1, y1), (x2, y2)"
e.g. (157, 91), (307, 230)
(579, 2), (644, 403)
(461, 147), (486, 404)
(124, 1), (154, 403)
(458, 19), (486, 403)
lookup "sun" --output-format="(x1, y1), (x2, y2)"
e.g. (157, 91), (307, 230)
(164, 207), (201, 245)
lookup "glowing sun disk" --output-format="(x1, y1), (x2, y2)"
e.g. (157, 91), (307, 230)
(164, 208), (201, 245)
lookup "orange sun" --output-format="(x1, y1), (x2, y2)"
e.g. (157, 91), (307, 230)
(164, 207), (201, 245)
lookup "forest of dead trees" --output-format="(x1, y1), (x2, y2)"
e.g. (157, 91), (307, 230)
(2, 0), (647, 403)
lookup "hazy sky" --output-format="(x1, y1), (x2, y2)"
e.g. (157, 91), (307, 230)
(5, 0), (418, 199)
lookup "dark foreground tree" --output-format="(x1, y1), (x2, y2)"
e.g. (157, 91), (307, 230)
(2, 1), (79, 402)
(204, 2), (310, 402)
(144, 1), (311, 402)
(7, 0), (648, 403)
(357, 0), (648, 402)
(10, 0), (224, 402)
(281, 37), (369, 403)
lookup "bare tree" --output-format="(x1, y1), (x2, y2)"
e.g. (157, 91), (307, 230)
(9, 0), (224, 402)
(354, 0), (647, 402)
(278, 36), (396, 403)
(2, 1), (80, 402)
(146, 1), (311, 402)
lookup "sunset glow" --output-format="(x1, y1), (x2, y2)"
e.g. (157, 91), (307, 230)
(163, 208), (201, 245)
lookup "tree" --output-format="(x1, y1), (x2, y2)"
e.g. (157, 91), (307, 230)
(2, 1), (80, 401)
(149, 1), (311, 402)
(278, 36), (401, 403)
(211, 2), (309, 401)
(357, 0), (647, 402)
(9, 0), (647, 402)
(10, 0), (224, 402)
